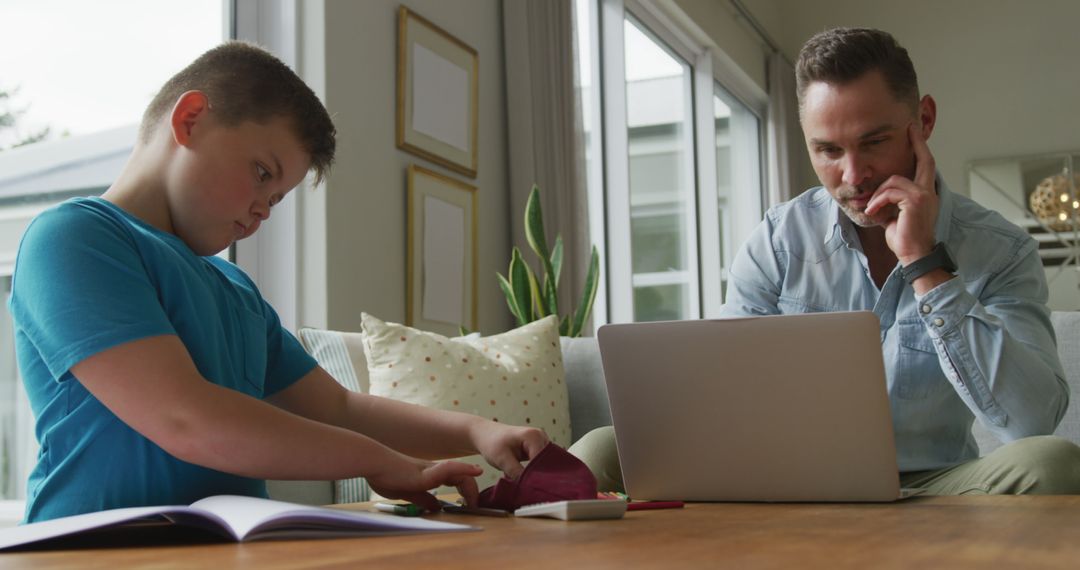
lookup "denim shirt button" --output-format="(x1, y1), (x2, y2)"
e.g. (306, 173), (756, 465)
(933, 317), (945, 327)
(921, 304), (932, 314)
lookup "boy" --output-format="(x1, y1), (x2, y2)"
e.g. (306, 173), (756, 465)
(10, 41), (549, 523)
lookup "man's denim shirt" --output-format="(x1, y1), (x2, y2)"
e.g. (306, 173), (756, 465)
(720, 177), (1068, 471)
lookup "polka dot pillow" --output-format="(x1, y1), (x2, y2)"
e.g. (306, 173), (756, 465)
(361, 312), (570, 490)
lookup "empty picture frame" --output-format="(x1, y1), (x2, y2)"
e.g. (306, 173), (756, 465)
(397, 6), (479, 178)
(406, 164), (478, 335)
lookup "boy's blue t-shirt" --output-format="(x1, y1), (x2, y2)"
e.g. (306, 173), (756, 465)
(8, 197), (318, 523)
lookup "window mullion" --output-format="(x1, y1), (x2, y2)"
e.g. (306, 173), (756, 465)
(600, 0), (634, 324)
(232, 0), (301, 333)
(695, 53), (724, 318)
(581, 0), (608, 331)
(681, 66), (701, 319)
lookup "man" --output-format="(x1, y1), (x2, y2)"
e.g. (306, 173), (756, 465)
(571, 27), (1080, 495)
(717, 27), (1080, 494)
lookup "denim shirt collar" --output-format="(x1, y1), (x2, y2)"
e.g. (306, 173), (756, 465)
(825, 172), (954, 249)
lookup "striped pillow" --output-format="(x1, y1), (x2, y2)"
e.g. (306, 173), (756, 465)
(296, 327), (371, 503)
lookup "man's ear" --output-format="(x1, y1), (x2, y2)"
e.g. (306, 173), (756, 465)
(917, 94), (937, 141)
(169, 91), (211, 147)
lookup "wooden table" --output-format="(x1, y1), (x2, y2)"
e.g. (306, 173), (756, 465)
(3, 496), (1080, 569)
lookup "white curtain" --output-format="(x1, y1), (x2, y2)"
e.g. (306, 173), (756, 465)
(503, 0), (590, 323)
(765, 51), (807, 206)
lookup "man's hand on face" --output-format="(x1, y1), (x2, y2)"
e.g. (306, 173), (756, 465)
(864, 123), (939, 265)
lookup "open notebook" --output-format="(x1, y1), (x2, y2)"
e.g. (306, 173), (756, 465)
(0, 495), (476, 551)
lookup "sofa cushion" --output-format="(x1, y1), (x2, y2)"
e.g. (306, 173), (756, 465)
(362, 313), (571, 490)
(298, 327), (370, 393)
(560, 336), (611, 443)
(973, 310), (1080, 453)
(1051, 311), (1080, 445)
(278, 320), (608, 505)
(293, 327), (373, 504)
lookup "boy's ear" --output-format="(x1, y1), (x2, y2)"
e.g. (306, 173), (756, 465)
(169, 90), (211, 147)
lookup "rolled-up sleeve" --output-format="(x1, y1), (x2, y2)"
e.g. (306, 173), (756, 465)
(914, 238), (1068, 440)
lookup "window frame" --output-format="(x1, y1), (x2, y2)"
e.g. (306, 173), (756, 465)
(231, 0), (302, 333)
(592, 0), (768, 324)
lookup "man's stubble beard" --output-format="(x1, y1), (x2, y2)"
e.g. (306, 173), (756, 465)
(834, 180), (892, 228)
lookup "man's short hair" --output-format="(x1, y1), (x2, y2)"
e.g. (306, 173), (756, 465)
(140, 40), (336, 184)
(795, 28), (919, 113)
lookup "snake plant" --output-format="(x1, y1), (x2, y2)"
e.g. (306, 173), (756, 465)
(495, 185), (600, 337)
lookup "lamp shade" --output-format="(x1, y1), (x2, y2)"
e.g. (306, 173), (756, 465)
(1029, 173), (1080, 231)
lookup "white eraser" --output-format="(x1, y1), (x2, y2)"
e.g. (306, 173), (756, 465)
(513, 499), (627, 521)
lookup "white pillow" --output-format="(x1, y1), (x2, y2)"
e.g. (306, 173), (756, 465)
(362, 313), (571, 490)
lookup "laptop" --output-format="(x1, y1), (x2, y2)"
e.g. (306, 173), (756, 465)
(597, 311), (919, 502)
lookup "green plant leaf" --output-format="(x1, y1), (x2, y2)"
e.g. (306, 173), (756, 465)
(459, 325), (472, 336)
(550, 235), (563, 289)
(559, 314), (571, 336)
(544, 274), (559, 319)
(524, 185), (559, 318)
(570, 246), (601, 337)
(497, 272), (525, 326)
(528, 265), (546, 317)
(524, 185), (549, 261)
(509, 248), (533, 325)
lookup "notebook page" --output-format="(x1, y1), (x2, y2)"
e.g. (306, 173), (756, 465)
(190, 495), (474, 539)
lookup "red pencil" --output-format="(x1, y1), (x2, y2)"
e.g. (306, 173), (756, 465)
(626, 501), (684, 511)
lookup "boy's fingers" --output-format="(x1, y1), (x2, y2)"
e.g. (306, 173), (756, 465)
(426, 460), (482, 488)
(485, 450), (524, 480)
(501, 459), (525, 481)
(426, 461), (483, 508)
(396, 491), (441, 512)
(522, 431), (551, 460)
(456, 476), (480, 507)
(434, 460), (483, 477)
(497, 431), (551, 479)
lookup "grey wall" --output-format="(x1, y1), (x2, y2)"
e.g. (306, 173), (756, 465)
(314, 0), (1080, 331)
(673, 0), (773, 91)
(320, 0), (512, 334)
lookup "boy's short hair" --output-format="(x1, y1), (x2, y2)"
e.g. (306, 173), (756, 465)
(140, 40), (336, 184)
(795, 28), (919, 113)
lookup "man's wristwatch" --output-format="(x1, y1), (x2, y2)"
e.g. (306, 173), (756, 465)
(900, 242), (957, 284)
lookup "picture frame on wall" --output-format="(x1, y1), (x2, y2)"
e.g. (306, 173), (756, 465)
(397, 6), (479, 178)
(406, 164), (478, 335)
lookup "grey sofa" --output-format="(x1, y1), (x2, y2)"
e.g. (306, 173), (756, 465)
(267, 336), (614, 505)
(268, 311), (1080, 505)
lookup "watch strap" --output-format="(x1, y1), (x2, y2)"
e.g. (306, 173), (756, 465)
(900, 243), (956, 283)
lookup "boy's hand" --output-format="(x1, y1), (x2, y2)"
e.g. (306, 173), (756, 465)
(470, 421), (550, 481)
(366, 452), (483, 511)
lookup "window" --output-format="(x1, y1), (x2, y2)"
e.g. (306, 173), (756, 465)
(0, 0), (229, 503)
(713, 84), (763, 301)
(624, 17), (699, 322)
(574, 0), (766, 325)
